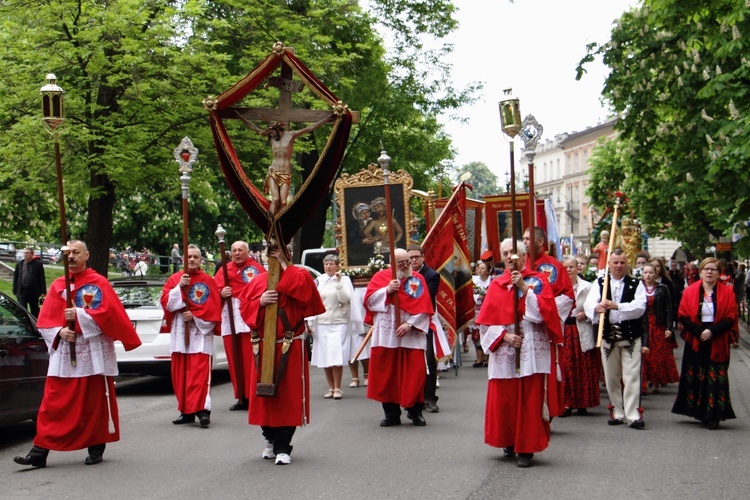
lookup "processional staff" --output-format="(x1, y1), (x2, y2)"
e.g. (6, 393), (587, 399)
(351, 149), (400, 363)
(173, 137), (198, 350)
(596, 195), (624, 348)
(520, 114), (544, 269)
(215, 224), (245, 398)
(41, 74), (75, 367)
(499, 89), (523, 373)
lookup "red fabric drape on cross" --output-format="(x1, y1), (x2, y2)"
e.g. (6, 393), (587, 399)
(207, 47), (353, 246)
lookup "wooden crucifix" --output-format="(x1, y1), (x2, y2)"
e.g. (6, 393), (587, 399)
(216, 51), (358, 397)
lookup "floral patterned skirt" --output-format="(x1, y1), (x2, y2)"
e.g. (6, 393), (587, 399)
(560, 324), (601, 409)
(672, 340), (735, 422)
(641, 311), (680, 390)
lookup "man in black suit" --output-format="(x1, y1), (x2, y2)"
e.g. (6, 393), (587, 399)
(13, 247), (47, 317)
(408, 244), (440, 413)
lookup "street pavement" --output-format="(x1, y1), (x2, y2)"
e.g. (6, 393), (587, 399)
(2, 329), (749, 499)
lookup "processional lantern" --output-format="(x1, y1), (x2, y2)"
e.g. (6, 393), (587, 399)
(41, 73), (64, 131)
(498, 88), (522, 139)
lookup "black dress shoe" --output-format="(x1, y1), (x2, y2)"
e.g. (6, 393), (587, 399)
(629, 419), (645, 429)
(13, 456), (46, 468)
(502, 447), (516, 459)
(197, 411), (211, 428)
(84, 455), (103, 465)
(425, 402), (440, 413)
(607, 418), (624, 426)
(380, 417), (401, 427)
(407, 413), (426, 426)
(576, 408), (588, 416)
(517, 453), (534, 468)
(172, 413), (195, 425)
(560, 408), (572, 418)
(229, 399), (248, 411)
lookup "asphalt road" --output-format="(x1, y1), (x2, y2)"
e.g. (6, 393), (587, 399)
(2, 331), (750, 500)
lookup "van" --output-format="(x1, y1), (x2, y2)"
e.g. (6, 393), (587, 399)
(300, 248), (338, 274)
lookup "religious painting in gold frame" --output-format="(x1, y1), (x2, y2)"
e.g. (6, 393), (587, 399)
(334, 164), (415, 269)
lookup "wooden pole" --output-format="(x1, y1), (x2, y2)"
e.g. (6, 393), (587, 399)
(217, 230), (244, 399)
(181, 174), (191, 351)
(52, 130), (76, 367)
(257, 245), (281, 396)
(596, 201), (621, 348)
(508, 141), (522, 373)
(379, 151), (400, 331)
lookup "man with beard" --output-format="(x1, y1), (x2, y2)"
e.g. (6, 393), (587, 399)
(162, 245), (221, 428)
(214, 240), (266, 411)
(476, 239), (561, 468)
(14, 240), (141, 468)
(365, 248), (434, 427)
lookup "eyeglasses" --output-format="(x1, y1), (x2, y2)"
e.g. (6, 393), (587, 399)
(703, 268), (718, 272)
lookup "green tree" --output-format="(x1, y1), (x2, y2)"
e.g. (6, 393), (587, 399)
(577, 0), (750, 256)
(454, 161), (500, 198)
(0, 0), (476, 272)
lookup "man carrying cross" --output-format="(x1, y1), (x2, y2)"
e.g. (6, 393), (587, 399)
(238, 114), (334, 214)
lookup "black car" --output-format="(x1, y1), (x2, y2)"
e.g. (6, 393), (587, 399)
(0, 291), (48, 427)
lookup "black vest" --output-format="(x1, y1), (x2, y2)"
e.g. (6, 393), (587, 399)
(598, 275), (643, 342)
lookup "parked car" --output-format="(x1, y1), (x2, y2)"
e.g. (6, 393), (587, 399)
(0, 242), (17, 261)
(110, 277), (228, 375)
(0, 291), (48, 427)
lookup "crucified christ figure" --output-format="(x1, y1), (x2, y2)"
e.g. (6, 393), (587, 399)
(238, 112), (335, 214)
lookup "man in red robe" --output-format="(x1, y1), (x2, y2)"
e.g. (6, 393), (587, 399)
(161, 244), (221, 428)
(239, 244), (324, 465)
(14, 240), (141, 468)
(365, 248), (435, 427)
(214, 240), (266, 411)
(523, 226), (575, 418)
(476, 238), (562, 468)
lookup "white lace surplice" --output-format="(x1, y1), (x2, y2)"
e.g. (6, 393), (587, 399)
(480, 290), (551, 379)
(165, 285), (215, 355)
(366, 287), (430, 350)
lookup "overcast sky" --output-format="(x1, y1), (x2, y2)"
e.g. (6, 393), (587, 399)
(439, 0), (638, 179)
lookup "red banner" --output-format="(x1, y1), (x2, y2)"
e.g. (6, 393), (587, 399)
(422, 184), (475, 354)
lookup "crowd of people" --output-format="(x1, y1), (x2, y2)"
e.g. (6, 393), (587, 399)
(11, 230), (747, 471)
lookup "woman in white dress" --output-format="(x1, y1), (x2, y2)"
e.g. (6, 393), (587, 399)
(309, 254), (354, 400)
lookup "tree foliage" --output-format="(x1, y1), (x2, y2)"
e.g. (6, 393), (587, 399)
(0, 0), (475, 273)
(577, 0), (750, 256)
(453, 161), (500, 198)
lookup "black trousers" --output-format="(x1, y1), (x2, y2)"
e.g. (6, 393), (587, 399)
(17, 290), (40, 317)
(261, 426), (296, 455)
(382, 401), (423, 419)
(423, 329), (438, 404)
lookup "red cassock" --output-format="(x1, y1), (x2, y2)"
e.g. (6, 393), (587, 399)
(527, 252), (574, 418)
(476, 269), (561, 454)
(239, 265), (325, 427)
(364, 270), (434, 408)
(161, 269), (221, 414)
(35, 269), (141, 451)
(214, 259), (266, 400)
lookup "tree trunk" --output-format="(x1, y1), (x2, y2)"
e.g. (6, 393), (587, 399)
(85, 172), (115, 277)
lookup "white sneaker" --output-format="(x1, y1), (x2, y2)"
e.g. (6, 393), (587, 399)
(262, 442), (275, 460)
(275, 453), (291, 465)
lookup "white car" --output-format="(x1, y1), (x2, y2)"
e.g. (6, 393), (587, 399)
(111, 277), (228, 375)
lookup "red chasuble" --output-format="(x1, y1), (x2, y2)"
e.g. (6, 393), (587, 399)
(37, 268), (141, 351)
(678, 280), (737, 362)
(475, 269), (562, 344)
(213, 258), (266, 295)
(363, 269), (435, 324)
(239, 265), (325, 427)
(161, 269), (222, 332)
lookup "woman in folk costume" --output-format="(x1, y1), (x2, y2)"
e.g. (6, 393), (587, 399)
(672, 257), (737, 429)
(309, 254), (356, 399)
(640, 263), (679, 395)
(476, 239), (562, 468)
(559, 256), (600, 416)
